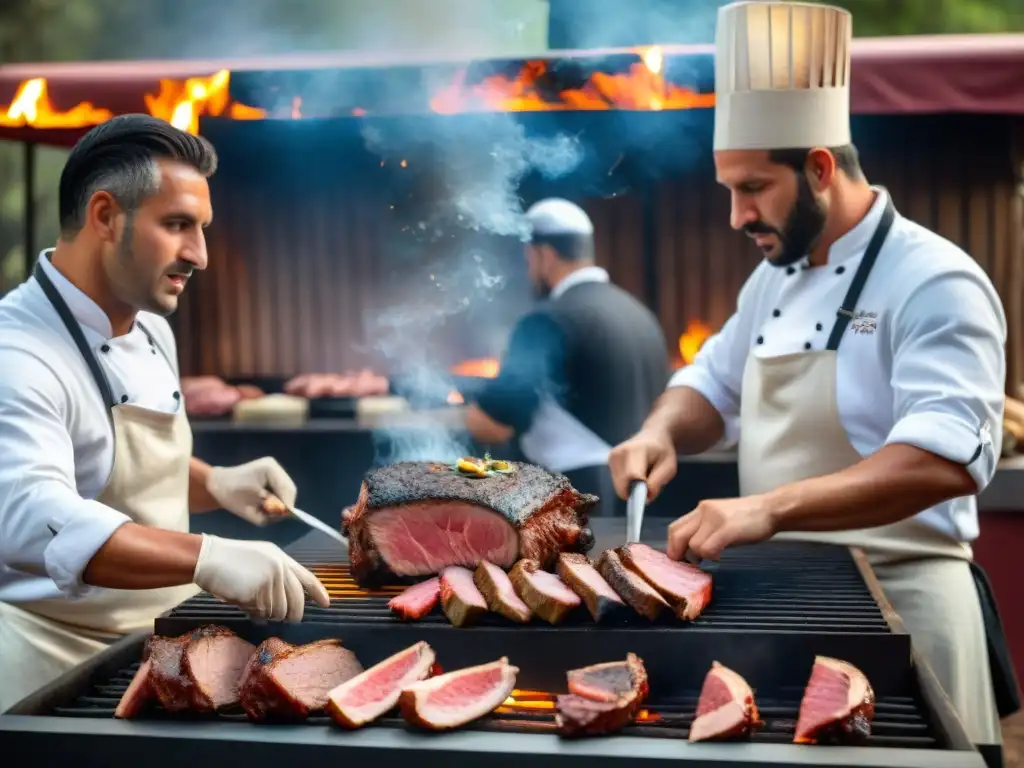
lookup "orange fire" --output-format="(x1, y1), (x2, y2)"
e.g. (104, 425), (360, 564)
(499, 689), (659, 722)
(451, 358), (500, 378)
(1, 70), (265, 135)
(431, 46), (715, 114)
(678, 320), (713, 366)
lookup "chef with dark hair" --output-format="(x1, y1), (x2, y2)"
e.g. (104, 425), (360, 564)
(465, 198), (668, 513)
(608, 1), (1011, 750)
(0, 114), (329, 712)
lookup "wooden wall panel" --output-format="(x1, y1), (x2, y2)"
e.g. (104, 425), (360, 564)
(172, 115), (1024, 393)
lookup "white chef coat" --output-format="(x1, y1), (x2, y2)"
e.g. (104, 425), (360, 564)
(0, 250), (183, 603)
(669, 187), (1006, 543)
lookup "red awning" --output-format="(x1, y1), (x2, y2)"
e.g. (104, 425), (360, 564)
(1, 34), (1022, 147)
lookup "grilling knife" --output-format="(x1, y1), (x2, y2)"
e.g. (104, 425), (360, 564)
(626, 480), (647, 544)
(263, 493), (349, 547)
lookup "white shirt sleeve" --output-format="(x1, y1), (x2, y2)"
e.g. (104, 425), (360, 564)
(0, 348), (132, 598)
(883, 269), (1007, 492)
(667, 268), (759, 424)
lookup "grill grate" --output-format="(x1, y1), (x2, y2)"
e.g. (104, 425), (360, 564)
(48, 660), (938, 750)
(161, 541), (893, 633)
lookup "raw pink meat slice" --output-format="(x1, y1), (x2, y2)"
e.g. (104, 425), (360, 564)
(326, 641), (436, 728)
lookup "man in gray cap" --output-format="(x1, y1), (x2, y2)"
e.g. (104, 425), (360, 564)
(464, 197), (669, 514)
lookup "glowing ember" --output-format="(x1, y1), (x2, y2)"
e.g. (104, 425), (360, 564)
(430, 46), (714, 114)
(678, 320), (713, 366)
(1, 70), (265, 135)
(499, 689), (660, 722)
(451, 358), (500, 379)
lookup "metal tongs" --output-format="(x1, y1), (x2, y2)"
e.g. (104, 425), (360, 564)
(626, 480), (647, 544)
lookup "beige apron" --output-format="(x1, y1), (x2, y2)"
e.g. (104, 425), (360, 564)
(738, 198), (1001, 746)
(0, 262), (199, 713)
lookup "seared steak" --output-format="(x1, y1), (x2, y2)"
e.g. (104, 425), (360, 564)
(146, 634), (194, 713)
(689, 662), (761, 742)
(794, 656), (875, 744)
(399, 657), (518, 730)
(556, 553), (628, 623)
(440, 566), (488, 627)
(182, 625), (255, 712)
(596, 549), (668, 620)
(343, 461), (596, 586)
(388, 577), (441, 620)
(618, 543), (712, 620)
(509, 559), (581, 625)
(474, 561), (532, 623)
(327, 641), (436, 729)
(555, 654), (649, 737)
(114, 659), (153, 719)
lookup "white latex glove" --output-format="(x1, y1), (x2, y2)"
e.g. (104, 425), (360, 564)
(192, 534), (331, 622)
(206, 457), (296, 526)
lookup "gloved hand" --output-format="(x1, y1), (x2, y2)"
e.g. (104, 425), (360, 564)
(192, 534), (331, 622)
(206, 457), (296, 526)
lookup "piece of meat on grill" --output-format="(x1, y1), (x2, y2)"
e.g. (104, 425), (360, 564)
(509, 559), (581, 625)
(556, 553), (628, 623)
(555, 654), (649, 737)
(596, 549), (669, 621)
(689, 662), (762, 742)
(241, 639), (363, 721)
(388, 577), (441, 621)
(146, 633), (194, 713)
(399, 657), (518, 731)
(114, 659), (153, 719)
(182, 625), (256, 712)
(440, 566), (489, 627)
(617, 543), (712, 621)
(238, 637), (293, 721)
(326, 641), (436, 729)
(794, 656), (875, 744)
(343, 460), (597, 587)
(474, 560), (532, 623)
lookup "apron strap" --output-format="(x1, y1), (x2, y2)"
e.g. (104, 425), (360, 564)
(826, 195), (896, 352)
(33, 261), (117, 410)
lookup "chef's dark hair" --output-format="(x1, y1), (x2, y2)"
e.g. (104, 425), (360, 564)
(529, 233), (595, 263)
(58, 114), (218, 238)
(769, 144), (864, 181)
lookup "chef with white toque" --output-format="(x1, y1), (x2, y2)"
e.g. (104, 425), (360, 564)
(609, 1), (1014, 751)
(0, 115), (329, 713)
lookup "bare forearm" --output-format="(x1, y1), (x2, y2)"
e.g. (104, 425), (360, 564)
(189, 456), (220, 513)
(765, 443), (977, 533)
(82, 523), (203, 589)
(642, 386), (725, 455)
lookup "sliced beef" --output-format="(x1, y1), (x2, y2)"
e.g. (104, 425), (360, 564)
(596, 549), (668, 621)
(399, 657), (518, 731)
(440, 566), (488, 627)
(241, 639), (362, 721)
(556, 553), (628, 623)
(239, 638), (295, 721)
(474, 561), (532, 623)
(555, 654), (649, 737)
(618, 543), (712, 621)
(146, 633), (194, 713)
(182, 626), (256, 712)
(794, 656), (875, 744)
(689, 662), (761, 742)
(344, 461), (596, 586)
(326, 641), (436, 729)
(388, 577), (441, 620)
(114, 659), (153, 719)
(508, 559), (581, 625)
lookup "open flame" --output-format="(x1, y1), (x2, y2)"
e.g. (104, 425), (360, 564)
(1, 71), (265, 135)
(431, 46), (714, 114)
(451, 358), (500, 378)
(677, 320), (713, 367)
(499, 689), (660, 722)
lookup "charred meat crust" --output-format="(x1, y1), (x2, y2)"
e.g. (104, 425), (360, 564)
(344, 461), (596, 586)
(555, 654), (649, 738)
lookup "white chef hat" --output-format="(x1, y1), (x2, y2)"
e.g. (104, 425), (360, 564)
(525, 198), (594, 238)
(713, 1), (853, 151)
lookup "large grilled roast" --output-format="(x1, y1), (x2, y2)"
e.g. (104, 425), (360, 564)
(342, 460), (597, 587)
